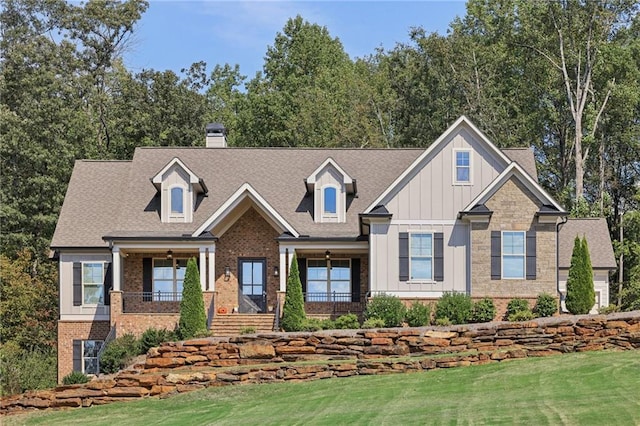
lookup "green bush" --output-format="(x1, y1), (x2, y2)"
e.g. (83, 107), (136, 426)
(405, 302), (431, 327)
(334, 313), (360, 329)
(300, 318), (324, 331)
(62, 371), (90, 385)
(534, 293), (557, 317)
(471, 298), (496, 323)
(435, 292), (473, 325)
(566, 236), (595, 314)
(178, 258), (207, 339)
(435, 317), (452, 326)
(361, 318), (386, 329)
(506, 298), (530, 318)
(138, 328), (177, 354)
(0, 343), (57, 395)
(598, 304), (620, 315)
(508, 310), (535, 322)
(99, 334), (139, 374)
(239, 326), (256, 335)
(320, 319), (336, 330)
(281, 253), (306, 331)
(364, 294), (406, 327)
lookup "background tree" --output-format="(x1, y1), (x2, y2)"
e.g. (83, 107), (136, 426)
(566, 236), (595, 314)
(281, 254), (306, 332)
(178, 258), (207, 339)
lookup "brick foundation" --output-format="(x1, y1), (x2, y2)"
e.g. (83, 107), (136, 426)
(57, 321), (111, 382)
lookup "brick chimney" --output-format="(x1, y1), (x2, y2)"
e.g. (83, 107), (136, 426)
(205, 123), (226, 148)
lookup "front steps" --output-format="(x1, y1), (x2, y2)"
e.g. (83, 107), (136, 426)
(210, 313), (276, 337)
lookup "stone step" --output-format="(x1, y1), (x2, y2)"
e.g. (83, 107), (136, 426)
(210, 314), (276, 337)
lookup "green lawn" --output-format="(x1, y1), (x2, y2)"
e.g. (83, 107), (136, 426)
(7, 350), (640, 425)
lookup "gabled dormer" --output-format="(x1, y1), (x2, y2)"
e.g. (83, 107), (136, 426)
(152, 158), (207, 223)
(305, 158), (356, 223)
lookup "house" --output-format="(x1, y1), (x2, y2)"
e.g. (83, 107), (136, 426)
(52, 115), (609, 380)
(558, 218), (617, 314)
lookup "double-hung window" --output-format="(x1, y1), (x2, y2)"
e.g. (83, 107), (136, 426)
(82, 340), (102, 374)
(82, 263), (104, 305)
(410, 233), (433, 281)
(152, 258), (187, 301)
(454, 150), (471, 184)
(307, 259), (350, 301)
(502, 231), (525, 279)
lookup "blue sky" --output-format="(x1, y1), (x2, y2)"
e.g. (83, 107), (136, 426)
(123, 1), (467, 78)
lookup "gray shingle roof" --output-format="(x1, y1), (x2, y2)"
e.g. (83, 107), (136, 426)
(558, 218), (617, 269)
(503, 148), (538, 182)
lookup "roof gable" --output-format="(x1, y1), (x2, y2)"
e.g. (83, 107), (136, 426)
(305, 157), (355, 194)
(151, 157), (207, 193)
(559, 218), (617, 269)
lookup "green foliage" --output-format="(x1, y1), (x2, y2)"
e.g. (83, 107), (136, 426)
(178, 258), (207, 339)
(566, 236), (595, 314)
(534, 293), (557, 317)
(0, 343), (57, 396)
(405, 302), (431, 327)
(334, 314), (360, 329)
(281, 253), (306, 332)
(99, 334), (139, 374)
(364, 294), (406, 328)
(506, 298), (530, 318)
(435, 317), (452, 327)
(361, 318), (386, 329)
(620, 280), (640, 312)
(239, 327), (256, 335)
(62, 371), (90, 386)
(598, 304), (620, 315)
(300, 318), (323, 332)
(508, 310), (536, 322)
(435, 292), (473, 325)
(138, 328), (177, 354)
(471, 298), (496, 323)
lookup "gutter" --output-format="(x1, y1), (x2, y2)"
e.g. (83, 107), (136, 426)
(556, 215), (568, 314)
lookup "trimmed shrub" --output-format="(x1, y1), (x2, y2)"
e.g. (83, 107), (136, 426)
(435, 292), (473, 325)
(566, 236), (595, 314)
(281, 253), (306, 331)
(320, 319), (336, 330)
(534, 293), (557, 317)
(62, 371), (90, 385)
(405, 302), (431, 327)
(99, 334), (138, 374)
(138, 328), (177, 354)
(508, 310), (535, 322)
(364, 294), (406, 327)
(506, 298), (530, 318)
(335, 313), (360, 329)
(472, 298), (496, 323)
(178, 258), (207, 339)
(361, 318), (386, 329)
(435, 317), (452, 326)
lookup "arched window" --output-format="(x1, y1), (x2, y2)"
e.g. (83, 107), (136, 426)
(323, 186), (337, 214)
(171, 187), (184, 214)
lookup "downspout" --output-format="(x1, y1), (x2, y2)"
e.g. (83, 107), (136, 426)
(556, 216), (568, 314)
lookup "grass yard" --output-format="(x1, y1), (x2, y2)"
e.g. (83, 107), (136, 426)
(6, 350), (640, 425)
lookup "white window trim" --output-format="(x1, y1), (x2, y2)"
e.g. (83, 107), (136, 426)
(306, 258), (351, 301)
(82, 340), (103, 375)
(453, 149), (473, 185)
(168, 184), (187, 219)
(408, 232), (434, 283)
(501, 230), (526, 280)
(81, 261), (105, 306)
(321, 184), (340, 220)
(152, 258), (187, 301)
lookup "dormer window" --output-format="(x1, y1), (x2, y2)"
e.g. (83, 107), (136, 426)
(152, 158), (207, 223)
(170, 186), (184, 215)
(305, 158), (356, 224)
(323, 186), (337, 215)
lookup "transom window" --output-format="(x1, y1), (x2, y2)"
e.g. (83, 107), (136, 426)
(455, 150), (471, 183)
(83, 340), (103, 374)
(170, 187), (184, 214)
(307, 259), (350, 301)
(323, 186), (337, 214)
(410, 233), (433, 281)
(82, 262), (104, 305)
(153, 258), (187, 301)
(502, 231), (525, 279)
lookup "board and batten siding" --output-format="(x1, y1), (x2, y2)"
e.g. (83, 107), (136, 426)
(313, 165), (346, 223)
(59, 252), (112, 320)
(161, 165), (193, 223)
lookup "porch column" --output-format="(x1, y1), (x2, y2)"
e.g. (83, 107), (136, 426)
(279, 245), (295, 292)
(199, 247), (207, 291)
(208, 244), (215, 291)
(112, 246), (121, 291)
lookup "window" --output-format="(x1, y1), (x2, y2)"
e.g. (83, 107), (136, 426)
(170, 187), (184, 214)
(82, 263), (104, 305)
(323, 186), (337, 214)
(152, 258), (187, 301)
(502, 231), (525, 279)
(307, 259), (350, 301)
(455, 150), (471, 183)
(82, 340), (103, 374)
(410, 234), (433, 281)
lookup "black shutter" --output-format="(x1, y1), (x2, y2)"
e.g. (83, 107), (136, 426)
(142, 258), (152, 301)
(434, 232), (444, 282)
(491, 231), (501, 280)
(399, 233), (409, 281)
(526, 230), (537, 280)
(73, 262), (82, 306)
(73, 340), (82, 372)
(103, 262), (112, 306)
(351, 258), (361, 302)
(297, 257), (307, 294)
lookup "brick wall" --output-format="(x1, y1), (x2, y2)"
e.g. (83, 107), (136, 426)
(57, 321), (111, 382)
(472, 177), (557, 299)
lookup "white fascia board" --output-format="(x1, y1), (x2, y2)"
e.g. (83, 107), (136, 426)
(152, 157), (201, 185)
(461, 162), (564, 212)
(364, 115), (512, 213)
(192, 183), (299, 238)
(306, 157), (354, 185)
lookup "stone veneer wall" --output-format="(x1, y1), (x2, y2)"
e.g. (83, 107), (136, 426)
(472, 177), (557, 298)
(8, 312), (637, 414)
(57, 321), (111, 383)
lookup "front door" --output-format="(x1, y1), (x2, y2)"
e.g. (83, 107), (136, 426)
(238, 258), (266, 313)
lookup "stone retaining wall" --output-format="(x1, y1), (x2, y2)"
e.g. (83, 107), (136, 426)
(3, 311), (639, 415)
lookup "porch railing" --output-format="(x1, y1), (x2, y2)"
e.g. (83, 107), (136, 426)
(122, 292), (181, 314)
(303, 292), (366, 316)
